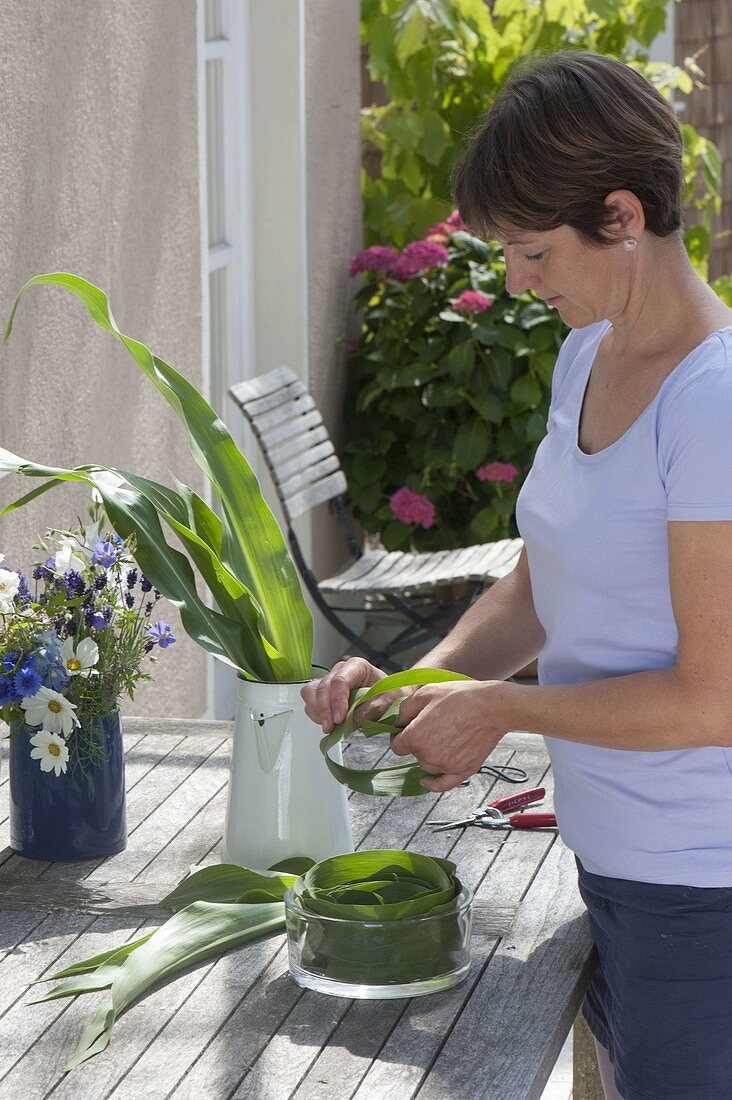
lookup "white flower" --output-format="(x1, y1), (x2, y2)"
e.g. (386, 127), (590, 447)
(59, 636), (99, 677)
(53, 537), (86, 575)
(29, 730), (69, 777)
(89, 470), (127, 506)
(0, 567), (20, 612)
(21, 687), (80, 736)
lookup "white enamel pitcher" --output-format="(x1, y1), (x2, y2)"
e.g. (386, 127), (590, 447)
(222, 667), (354, 870)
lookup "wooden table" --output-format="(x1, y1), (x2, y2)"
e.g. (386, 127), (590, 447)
(0, 718), (595, 1100)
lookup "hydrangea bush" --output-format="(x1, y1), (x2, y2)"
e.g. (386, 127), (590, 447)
(0, 497), (175, 781)
(342, 214), (565, 551)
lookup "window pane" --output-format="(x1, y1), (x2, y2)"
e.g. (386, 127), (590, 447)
(206, 59), (226, 248)
(205, 0), (224, 41)
(209, 266), (228, 417)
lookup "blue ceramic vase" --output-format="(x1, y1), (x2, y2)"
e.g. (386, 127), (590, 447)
(8, 708), (127, 860)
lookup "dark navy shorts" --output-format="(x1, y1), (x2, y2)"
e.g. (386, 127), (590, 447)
(577, 857), (732, 1100)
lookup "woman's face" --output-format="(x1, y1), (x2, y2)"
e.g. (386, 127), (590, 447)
(494, 224), (623, 328)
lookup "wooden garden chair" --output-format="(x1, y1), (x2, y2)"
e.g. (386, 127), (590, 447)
(229, 367), (523, 672)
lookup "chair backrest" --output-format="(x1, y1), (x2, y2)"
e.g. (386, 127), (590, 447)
(229, 366), (347, 525)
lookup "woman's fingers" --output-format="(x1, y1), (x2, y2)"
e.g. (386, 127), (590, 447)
(301, 658), (384, 733)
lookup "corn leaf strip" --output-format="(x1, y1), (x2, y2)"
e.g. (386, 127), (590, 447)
(2, 272), (313, 679)
(319, 668), (473, 795)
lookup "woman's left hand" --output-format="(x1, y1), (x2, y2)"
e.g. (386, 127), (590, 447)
(389, 681), (509, 792)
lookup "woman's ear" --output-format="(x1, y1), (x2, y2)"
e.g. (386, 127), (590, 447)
(602, 189), (645, 242)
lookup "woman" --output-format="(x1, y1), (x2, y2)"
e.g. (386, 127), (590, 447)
(303, 50), (732, 1100)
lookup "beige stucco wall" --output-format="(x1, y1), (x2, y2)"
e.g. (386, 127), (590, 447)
(0, 0), (207, 718)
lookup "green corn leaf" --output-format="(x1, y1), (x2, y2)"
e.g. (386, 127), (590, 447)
(2, 272), (313, 680)
(29, 930), (157, 984)
(65, 900), (287, 1070)
(160, 864), (297, 911)
(319, 668), (473, 796)
(0, 452), (274, 679)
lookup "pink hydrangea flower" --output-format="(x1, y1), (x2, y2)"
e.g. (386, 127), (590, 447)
(425, 221), (452, 243)
(452, 290), (494, 314)
(446, 210), (466, 230)
(389, 487), (436, 529)
(394, 240), (450, 280)
(475, 461), (519, 483)
(348, 246), (400, 277)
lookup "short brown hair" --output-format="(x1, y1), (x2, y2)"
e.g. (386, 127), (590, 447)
(452, 50), (684, 247)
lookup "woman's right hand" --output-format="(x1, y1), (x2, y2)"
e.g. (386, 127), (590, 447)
(301, 657), (396, 734)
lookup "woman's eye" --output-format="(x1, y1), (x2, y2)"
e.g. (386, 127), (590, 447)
(526, 252), (545, 262)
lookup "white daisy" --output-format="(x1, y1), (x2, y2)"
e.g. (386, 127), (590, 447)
(29, 730), (69, 777)
(0, 567), (20, 613)
(59, 636), (99, 677)
(21, 687), (80, 737)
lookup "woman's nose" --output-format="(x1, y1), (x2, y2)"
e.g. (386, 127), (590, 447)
(504, 259), (540, 296)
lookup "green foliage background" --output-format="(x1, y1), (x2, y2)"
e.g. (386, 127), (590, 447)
(345, 0), (731, 550)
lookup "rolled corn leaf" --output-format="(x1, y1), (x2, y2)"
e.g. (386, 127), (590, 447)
(287, 850), (467, 986)
(2, 272), (313, 680)
(319, 668), (474, 795)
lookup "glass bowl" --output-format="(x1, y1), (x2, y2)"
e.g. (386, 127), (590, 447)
(283, 884), (473, 999)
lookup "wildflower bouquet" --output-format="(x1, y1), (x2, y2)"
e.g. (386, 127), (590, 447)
(0, 500), (175, 784)
(343, 212), (566, 551)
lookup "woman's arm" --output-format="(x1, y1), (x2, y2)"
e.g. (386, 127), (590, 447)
(302, 547), (544, 732)
(413, 547), (547, 681)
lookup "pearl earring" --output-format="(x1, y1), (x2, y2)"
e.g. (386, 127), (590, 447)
(624, 237), (637, 250)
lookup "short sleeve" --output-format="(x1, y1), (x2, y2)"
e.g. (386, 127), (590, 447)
(659, 359), (732, 520)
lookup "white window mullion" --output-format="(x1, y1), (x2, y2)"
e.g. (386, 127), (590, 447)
(198, 0), (254, 718)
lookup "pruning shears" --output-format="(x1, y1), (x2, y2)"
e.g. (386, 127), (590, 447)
(426, 786), (557, 833)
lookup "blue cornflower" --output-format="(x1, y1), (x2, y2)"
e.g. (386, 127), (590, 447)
(126, 568), (138, 589)
(64, 570), (86, 598)
(94, 572), (108, 590)
(0, 676), (13, 703)
(37, 629), (61, 660)
(140, 575), (153, 593)
(35, 648), (69, 691)
(111, 534), (125, 549)
(90, 612), (108, 630)
(124, 592), (135, 609)
(147, 621), (176, 649)
(91, 540), (118, 568)
(1, 651), (20, 673)
(14, 663), (41, 698)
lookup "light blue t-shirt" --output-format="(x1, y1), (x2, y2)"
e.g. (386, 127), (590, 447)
(515, 320), (732, 885)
